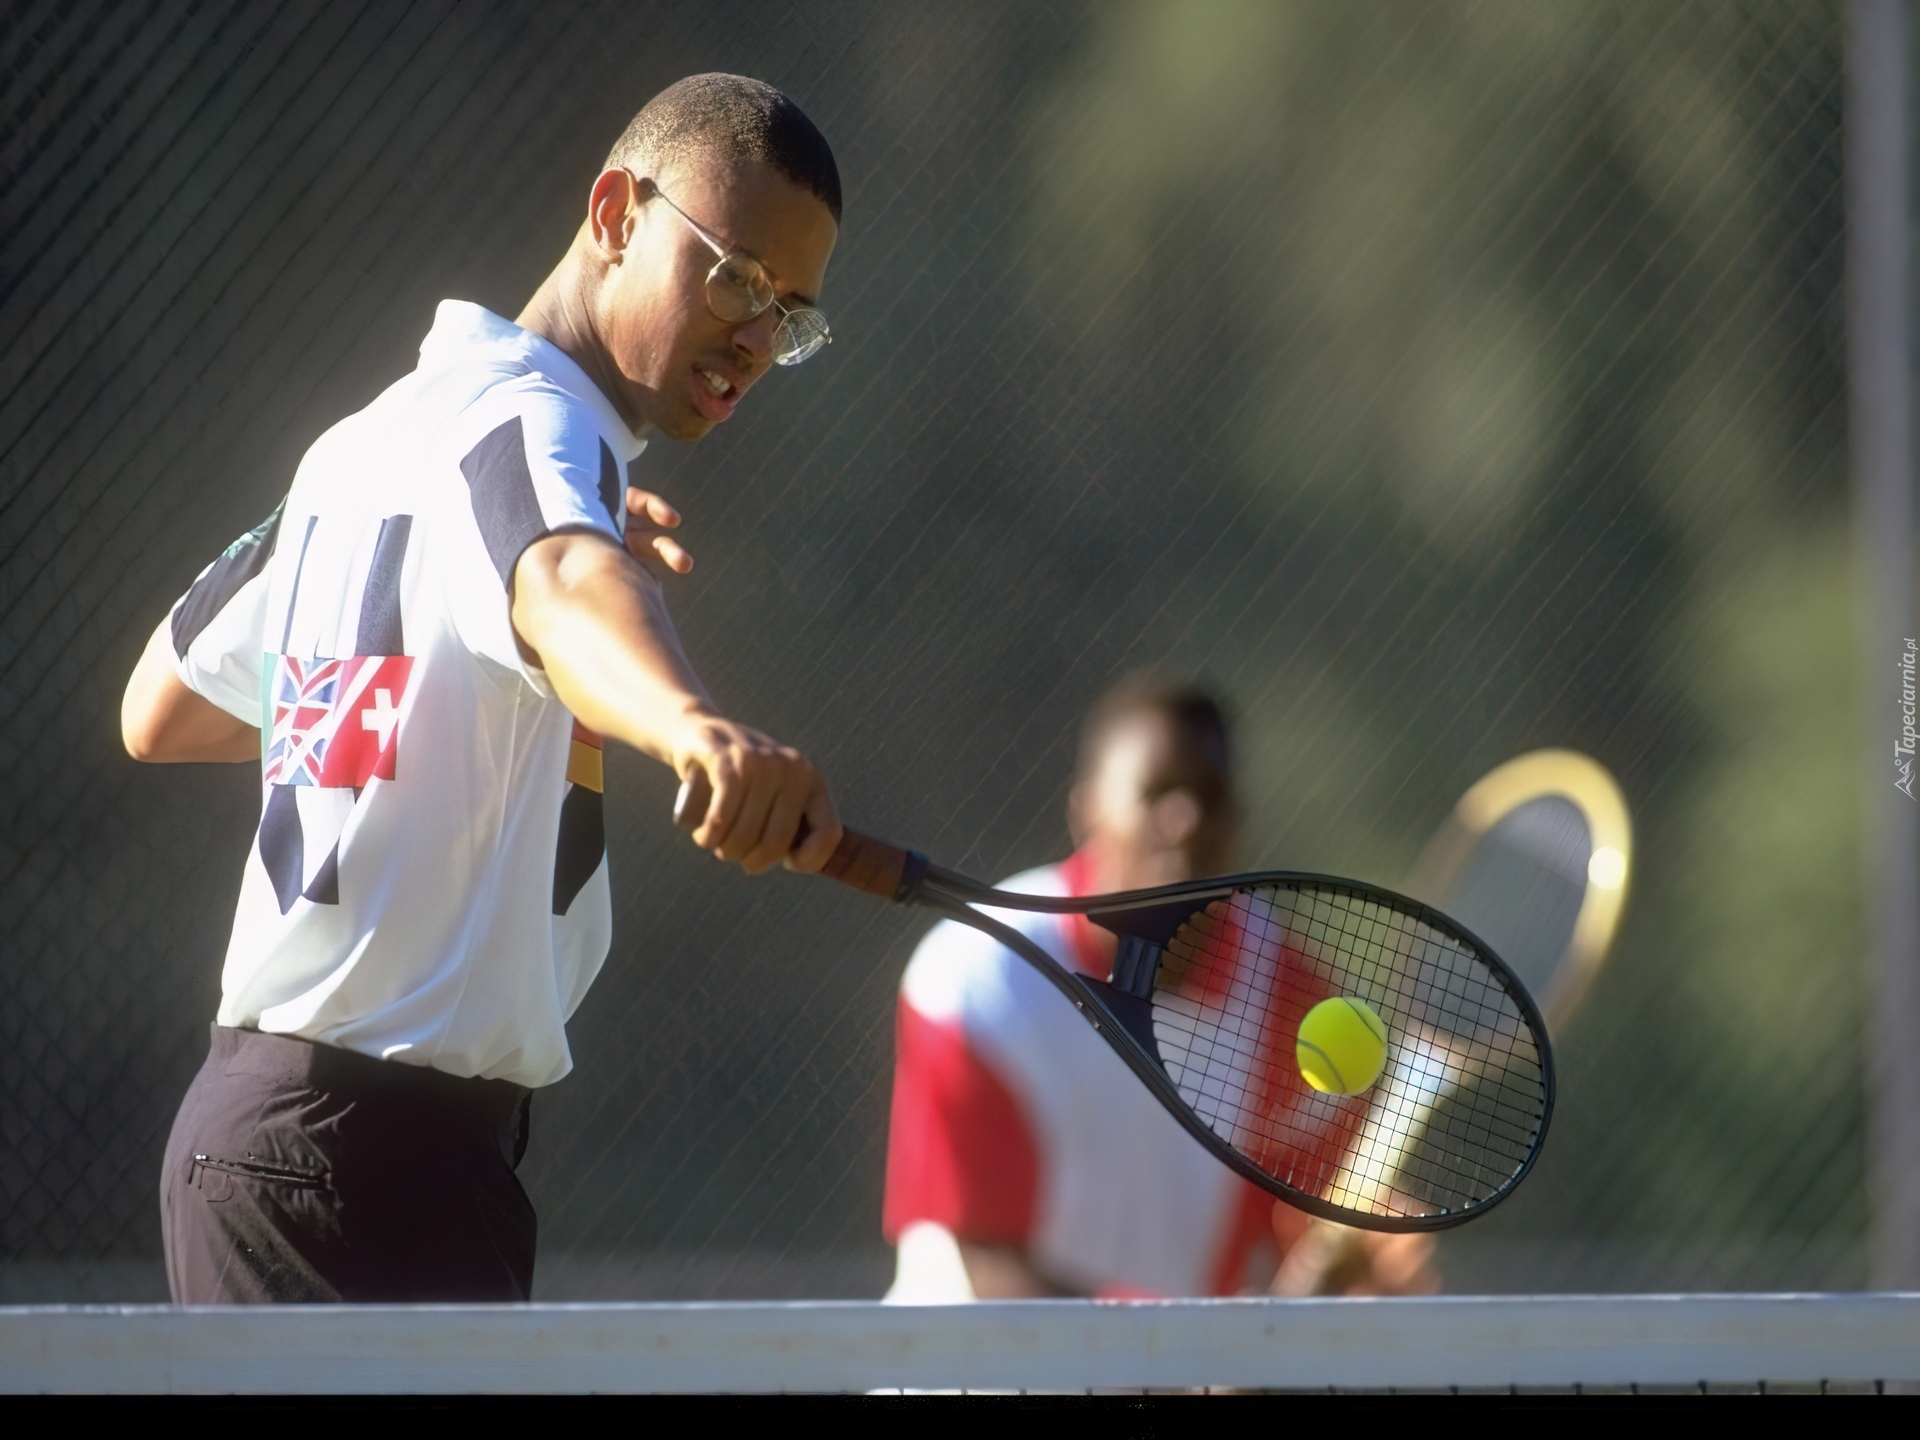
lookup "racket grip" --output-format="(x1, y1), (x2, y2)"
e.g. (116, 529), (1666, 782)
(673, 771), (925, 901)
(816, 828), (924, 901)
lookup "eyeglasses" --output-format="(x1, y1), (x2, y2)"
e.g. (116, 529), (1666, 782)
(645, 180), (833, 367)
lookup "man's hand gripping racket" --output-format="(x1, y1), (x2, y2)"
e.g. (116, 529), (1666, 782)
(675, 776), (1554, 1232)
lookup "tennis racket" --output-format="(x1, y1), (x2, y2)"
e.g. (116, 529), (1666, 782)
(1277, 749), (1630, 1285)
(1404, 748), (1632, 1035)
(676, 780), (1554, 1233)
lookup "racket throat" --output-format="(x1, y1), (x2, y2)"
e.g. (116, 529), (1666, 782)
(1109, 933), (1164, 1000)
(1077, 976), (1164, 1068)
(1089, 936), (1167, 1069)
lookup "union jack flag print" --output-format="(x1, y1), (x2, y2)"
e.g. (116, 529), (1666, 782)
(263, 653), (414, 787)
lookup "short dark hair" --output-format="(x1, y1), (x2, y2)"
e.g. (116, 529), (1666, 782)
(1078, 673), (1234, 806)
(606, 73), (842, 224)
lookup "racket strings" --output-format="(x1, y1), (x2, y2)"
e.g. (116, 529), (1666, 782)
(1151, 885), (1547, 1219)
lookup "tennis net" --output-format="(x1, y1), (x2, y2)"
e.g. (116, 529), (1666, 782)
(0, 1294), (1912, 1394)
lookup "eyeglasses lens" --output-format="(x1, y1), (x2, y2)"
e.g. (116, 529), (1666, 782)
(705, 255), (774, 323)
(703, 249), (831, 365)
(773, 308), (832, 366)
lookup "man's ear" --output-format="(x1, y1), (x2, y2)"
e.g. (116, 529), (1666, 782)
(587, 168), (641, 260)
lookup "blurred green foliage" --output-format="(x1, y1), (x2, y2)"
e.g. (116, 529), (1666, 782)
(1022, 1), (1856, 1285)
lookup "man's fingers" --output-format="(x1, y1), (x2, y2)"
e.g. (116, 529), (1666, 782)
(623, 488), (692, 575)
(717, 776), (777, 865)
(742, 787), (808, 875)
(785, 788), (842, 874)
(626, 486), (680, 527)
(673, 768), (712, 831)
(673, 725), (833, 879)
(624, 525), (693, 575)
(692, 758), (746, 852)
(651, 536), (692, 574)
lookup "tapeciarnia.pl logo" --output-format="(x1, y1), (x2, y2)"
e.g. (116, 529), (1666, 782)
(1900, 638), (1917, 800)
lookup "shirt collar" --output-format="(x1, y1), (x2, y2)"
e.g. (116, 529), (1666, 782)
(420, 300), (648, 462)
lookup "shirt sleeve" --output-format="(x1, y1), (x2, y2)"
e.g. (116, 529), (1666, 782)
(446, 383), (628, 676)
(167, 500), (283, 723)
(882, 992), (1040, 1247)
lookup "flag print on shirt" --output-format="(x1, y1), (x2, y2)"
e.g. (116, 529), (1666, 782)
(258, 513), (413, 915)
(263, 654), (414, 788)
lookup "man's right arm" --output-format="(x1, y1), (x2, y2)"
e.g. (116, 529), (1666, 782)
(509, 528), (840, 875)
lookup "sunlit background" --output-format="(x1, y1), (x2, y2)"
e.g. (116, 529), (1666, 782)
(0, 0), (1869, 1299)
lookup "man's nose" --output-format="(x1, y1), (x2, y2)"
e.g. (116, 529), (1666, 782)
(731, 310), (776, 371)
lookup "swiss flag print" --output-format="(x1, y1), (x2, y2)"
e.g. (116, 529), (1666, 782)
(264, 654), (414, 788)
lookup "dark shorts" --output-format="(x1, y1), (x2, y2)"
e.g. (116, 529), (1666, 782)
(161, 1024), (535, 1304)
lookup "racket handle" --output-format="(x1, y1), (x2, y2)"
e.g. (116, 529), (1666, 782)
(672, 771), (924, 901)
(816, 828), (924, 900)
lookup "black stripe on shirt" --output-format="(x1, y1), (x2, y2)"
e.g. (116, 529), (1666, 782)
(258, 785), (305, 915)
(354, 514), (413, 656)
(304, 840), (340, 907)
(279, 515), (319, 655)
(552, 783), (605, 915)
(598, 439), (621, 527)
(257, 786), (341, 912)
(171, 500), (285, 658)
(460, 417), (547, 589)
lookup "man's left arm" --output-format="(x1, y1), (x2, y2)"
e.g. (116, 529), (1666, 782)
(124, 503), (284, 765)
(123, 621), (259, 762)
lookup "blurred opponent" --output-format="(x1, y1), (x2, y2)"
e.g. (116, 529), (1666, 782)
(881, 676), (1438, 1299)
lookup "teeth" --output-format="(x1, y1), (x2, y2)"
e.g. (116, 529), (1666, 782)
(699, 367), (729, 396)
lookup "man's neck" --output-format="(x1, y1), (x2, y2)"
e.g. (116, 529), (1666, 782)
(516, 248), (644, 436)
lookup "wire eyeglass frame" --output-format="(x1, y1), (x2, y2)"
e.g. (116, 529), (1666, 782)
(642, 177), (833, 367)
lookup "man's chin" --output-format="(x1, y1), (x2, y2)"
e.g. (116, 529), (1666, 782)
(632, 394), (714, 442)
(624, 384), (714, 444)
(657, 410), (716, 443)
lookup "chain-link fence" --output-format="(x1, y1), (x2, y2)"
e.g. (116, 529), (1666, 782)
(0, 0), (1862, 1300)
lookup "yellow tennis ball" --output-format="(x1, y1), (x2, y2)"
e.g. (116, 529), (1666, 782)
(1295, 997), (1388, 1096)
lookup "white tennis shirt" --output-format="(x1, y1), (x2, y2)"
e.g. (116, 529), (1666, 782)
(169, 301), (645, 1087)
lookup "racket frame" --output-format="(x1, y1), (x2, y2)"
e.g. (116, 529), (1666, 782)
(902, 858), (1556, 1233)
(1405, 748), (1632, 1032)
(673, 788), (1559, 1233)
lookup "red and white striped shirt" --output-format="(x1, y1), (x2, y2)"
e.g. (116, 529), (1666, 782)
(883, 850), (1278, 1297)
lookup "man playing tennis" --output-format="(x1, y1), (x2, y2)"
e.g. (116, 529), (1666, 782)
(119, 74), (843, 1303)
(882, 677), (1438, 1298)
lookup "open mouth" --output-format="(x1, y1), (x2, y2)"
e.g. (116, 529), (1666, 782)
(692, 363), (739, 419)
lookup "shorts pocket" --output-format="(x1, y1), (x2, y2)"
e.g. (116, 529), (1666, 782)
(190, 1152), (331, 1204)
